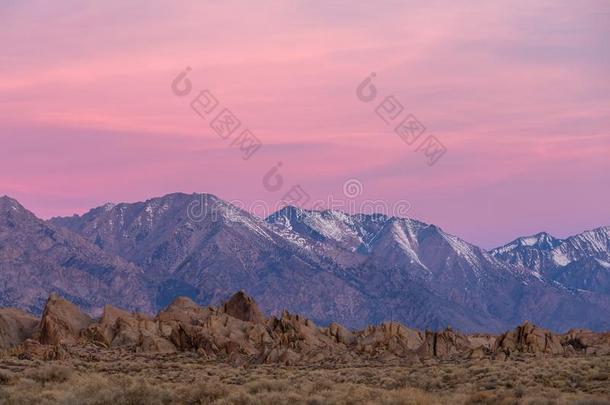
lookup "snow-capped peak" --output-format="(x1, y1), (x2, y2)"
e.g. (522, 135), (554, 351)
(491, 232), (561, 255)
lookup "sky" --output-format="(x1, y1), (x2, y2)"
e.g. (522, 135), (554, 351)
(1, 0), (609, 248)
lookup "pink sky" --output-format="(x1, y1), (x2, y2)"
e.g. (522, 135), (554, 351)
(1, 0), (609, 248)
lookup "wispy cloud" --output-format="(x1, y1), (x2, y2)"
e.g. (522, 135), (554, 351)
(1, 0), (609, 246)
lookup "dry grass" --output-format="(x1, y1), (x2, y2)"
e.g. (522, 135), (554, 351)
(0, 352), (608, 404)
(24, 364), (73, 384)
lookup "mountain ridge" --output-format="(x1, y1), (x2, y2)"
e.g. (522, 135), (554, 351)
(0, 193), (607, 332)
(0, 195), (153, 316)
(491, 226), (610, 291)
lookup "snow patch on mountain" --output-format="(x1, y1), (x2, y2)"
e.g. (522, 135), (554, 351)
(569, 228), (610, 254)
(521, 236), (540, 246)
(442, 232), (483, 269)
(595, 259), (610, 269)
(221, 205), (274, 242)
(551, 251), (571, 267)
(492, 242), (518, 255)
(493, 232), (561, 255)
(302, 211), (361, 243)
(390, 221), (427, 268)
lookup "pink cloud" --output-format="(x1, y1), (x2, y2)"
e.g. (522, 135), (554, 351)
(1, 0), (609, 248)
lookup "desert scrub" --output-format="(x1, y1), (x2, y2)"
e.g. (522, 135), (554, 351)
(0, 354), (608, 404)
(246, 378), (291, 394)
(25, 363), (73, 384)
(0, 369), (12, 384)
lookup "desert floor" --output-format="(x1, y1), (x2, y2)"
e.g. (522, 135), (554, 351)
(0, 352), (608, 404)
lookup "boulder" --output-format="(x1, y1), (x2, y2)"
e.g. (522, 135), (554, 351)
(561, 329), (610, 355)
(417, 328), (473, 358)
(0, 308), (38, 350)
(12, 339), (68, 360)
(156, 296), (212, 324)
(222, 291), (265, 324)
(83, 304), (177, 352)
(326, 322), (355, 345)
(37, 294), (93, 345)
(355, 322), (425, 356)
(493, 321), (563, 356)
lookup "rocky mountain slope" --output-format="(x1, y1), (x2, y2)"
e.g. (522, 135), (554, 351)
(491, 227), (610, 294)
(0, 193), (607, 332)
(0, 196), (153, 315)
(49, 193), (368, 326)
(268, 206), (610, 331)
(1, 292), (608, 365)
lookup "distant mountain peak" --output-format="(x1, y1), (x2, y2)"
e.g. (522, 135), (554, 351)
(519, 232), (562, 249)
(0, 195), (23, 211)
(102, 202), (116, 212)
(490, 225), (610, 296)
(492, 232), (562, 256)
(0, 197), (153, 315)
(0, 196), (38, 226)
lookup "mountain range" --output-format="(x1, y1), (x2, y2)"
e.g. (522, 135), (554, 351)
(1, 193), (608, 332)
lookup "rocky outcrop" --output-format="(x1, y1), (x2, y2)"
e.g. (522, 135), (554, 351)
(417, 327), (475, 358)
(0, 308), (38, 350)
(493, 321), (564, 356)
(81, 305), (176, 352)
(1, 292), (609, 364)
(37, 294), (93, 345)
(325, 322), (355, 345)
(222, 291), (265, 324)
(354, 322), (424, 356)
(561, 329), (610, 355)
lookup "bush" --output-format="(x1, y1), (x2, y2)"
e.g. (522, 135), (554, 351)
(25, 364), (73, 383)
(0, 369), (12, 384)
(63, 375), (174, 405)
(246, 378), (290, 394)
(180, 383), (229, 403)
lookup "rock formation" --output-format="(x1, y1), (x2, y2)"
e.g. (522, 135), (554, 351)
(222, 290), (265, 324)
(561, 328), (610, 355)
(0, 308), (38, 350)
(493, 321), (564, 356)
(37, 294), (94, 345)
(1, 291), (609, 365)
